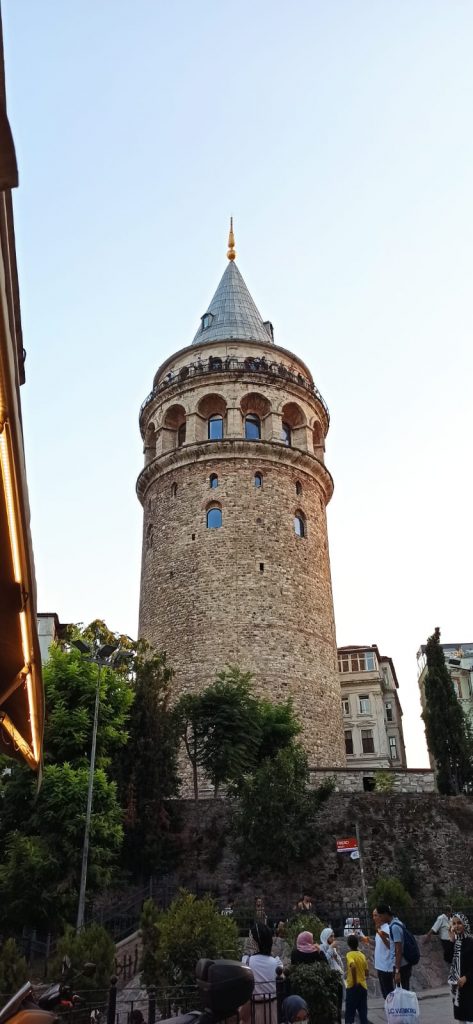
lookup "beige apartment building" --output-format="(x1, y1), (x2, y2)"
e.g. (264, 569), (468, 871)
(338, 644), (407, 769)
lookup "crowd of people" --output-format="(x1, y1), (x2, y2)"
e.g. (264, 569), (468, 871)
(221, 895), (473, 1024)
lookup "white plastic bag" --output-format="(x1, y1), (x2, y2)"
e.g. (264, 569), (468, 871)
(385, 987), (420, 1021)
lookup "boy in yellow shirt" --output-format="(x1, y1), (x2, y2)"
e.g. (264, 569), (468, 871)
(345, 934), (369, 1024)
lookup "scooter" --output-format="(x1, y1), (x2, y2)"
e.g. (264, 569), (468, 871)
(0, 959), (254, 1024)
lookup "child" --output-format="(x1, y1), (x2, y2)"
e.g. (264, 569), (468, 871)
(345, 934), (369, 1024)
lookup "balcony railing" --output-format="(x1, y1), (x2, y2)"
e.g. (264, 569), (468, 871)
(140, 355), (330, 422)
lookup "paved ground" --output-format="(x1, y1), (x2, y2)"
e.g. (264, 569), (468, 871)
(362, 985), (451, 1023)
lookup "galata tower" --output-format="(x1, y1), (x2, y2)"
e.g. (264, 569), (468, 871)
(137, 223), (345, 766)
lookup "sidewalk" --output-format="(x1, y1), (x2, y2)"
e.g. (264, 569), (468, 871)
(362, 985), (450, 1023)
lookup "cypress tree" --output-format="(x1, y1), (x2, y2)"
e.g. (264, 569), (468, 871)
(422, 627), (473, 794)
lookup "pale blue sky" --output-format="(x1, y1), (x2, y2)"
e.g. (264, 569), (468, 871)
(3, 1), (473, 767)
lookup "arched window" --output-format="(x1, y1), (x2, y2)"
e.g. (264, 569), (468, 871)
(296, 481), (302, 496)
(171, 482), (177, 497)
(208, 414), (224, 440)
(178, 422), (186, 447)
(209, 474), (218, 489)
(254, 472), (263, 488)
(294, 513), (306, 538)
(207, 507), (222, 529)
(245, 414), (261, 440)
(209, 356), (223, 371)
(281, 421), (292, 446)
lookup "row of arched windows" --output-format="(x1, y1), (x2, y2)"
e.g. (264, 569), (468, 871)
(204, 414), (292, 444)
(205, 506), (306, 535)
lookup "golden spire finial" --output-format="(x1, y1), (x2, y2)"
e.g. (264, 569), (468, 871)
(227, 216), (236, 261)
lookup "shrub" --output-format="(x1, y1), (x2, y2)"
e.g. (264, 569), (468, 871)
(285, 914), (325, 949)
(368, 876), (413, 918)
(140, 890), (240, 989)
(286, 962), (340, 1024)
(0, 939), (28, 1003)
(374, 771), (394, 793)
(50, 924), (115, 990)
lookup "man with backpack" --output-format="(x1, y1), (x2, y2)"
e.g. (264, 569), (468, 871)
(374, 904), (420, 990)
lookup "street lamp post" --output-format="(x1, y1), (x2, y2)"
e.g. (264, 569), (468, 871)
(72, 640), (117, 932)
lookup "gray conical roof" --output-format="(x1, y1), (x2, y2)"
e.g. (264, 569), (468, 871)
(192, 261), (273, 345)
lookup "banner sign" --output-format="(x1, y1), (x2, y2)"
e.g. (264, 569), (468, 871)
(336, 837), (358, 854)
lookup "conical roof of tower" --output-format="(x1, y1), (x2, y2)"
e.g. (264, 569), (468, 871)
(192, 260), (274, 345)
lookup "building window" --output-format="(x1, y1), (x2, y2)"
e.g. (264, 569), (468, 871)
(345, 730), (354, 755)
(178, 422), (186, 447)
(209, 474), (218, 489)
(361, 729), (375, 754)
(206, 507), (222, 529)
(296, 481), (302, 496)
(389, 735), (398, 759)
(201, 313), (214, 330)
(171, 482), (177, 497)
(385, 701), (393, 722)
(452, 677), (462, 698)
(294, 514), (306, 538)
(342, 698), (350, 716)
(208, 415), (224, 440)
(245, 414), (261, 440)
(359, 695), (371, 715)
(254, 472), (263, 488)
(281, 421), (292, 446)
(338, 651), (377, 673)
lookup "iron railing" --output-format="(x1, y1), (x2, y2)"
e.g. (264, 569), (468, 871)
(139, 357), (330, 424)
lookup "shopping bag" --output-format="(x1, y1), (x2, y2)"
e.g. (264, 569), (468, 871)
(385, 986), (420, 1020)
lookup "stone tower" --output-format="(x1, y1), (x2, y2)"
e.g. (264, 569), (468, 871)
(137, 225), (345, 766)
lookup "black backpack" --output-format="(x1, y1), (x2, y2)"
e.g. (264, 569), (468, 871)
(389, 919), (420, 966)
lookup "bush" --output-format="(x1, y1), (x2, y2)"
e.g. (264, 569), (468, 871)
(0, 939), (28, 1003)
(368, 876), (413, 918)
(286, 962), (340, 1024)
(50, 924), (115, 990)
(285, 914), (325, 949)
(140, 891), (240, 990)
(374, 772), (394, 793)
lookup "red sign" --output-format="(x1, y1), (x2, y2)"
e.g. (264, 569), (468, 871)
(336, 837), (358, 853)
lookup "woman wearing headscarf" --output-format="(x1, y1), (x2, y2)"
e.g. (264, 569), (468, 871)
(240, 923), (282, 1024)
(291, 930), (327, 965)
(320, 928), (344, 1024)
(281, 996), (308, 1023)
(448, 913), (473, 1022)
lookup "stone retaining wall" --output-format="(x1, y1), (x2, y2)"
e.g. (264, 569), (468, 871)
(308, 767), (436, 793)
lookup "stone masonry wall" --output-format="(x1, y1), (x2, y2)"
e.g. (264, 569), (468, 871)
(137, 342), (345, 767)
(309, 768), (436, 793)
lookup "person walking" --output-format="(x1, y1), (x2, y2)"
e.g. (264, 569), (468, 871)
(374, 903), (412, 990)
(448, 913), (473, 1023)
(241, 922), (282, 1024)
(427, 906), (453, 963)
(372, 908), (394, 998)
(345, 935), (369, 1024)
(320, 927), (344, 1024)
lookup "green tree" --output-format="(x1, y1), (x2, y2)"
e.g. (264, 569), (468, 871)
(50, 924), (115, 990)
(422, 627), (473, 794)
(140, 891), (240, 990)
(0, 939), (28, 1003)
(254, 698), (301, 762)
(232, 744), (332, 872)
(0, 639), (134, 932)
(368, 876), (413, 918)
(119, 649), (181, 877)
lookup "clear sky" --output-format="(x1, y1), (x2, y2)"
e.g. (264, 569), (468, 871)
(3, 1), (472, 768)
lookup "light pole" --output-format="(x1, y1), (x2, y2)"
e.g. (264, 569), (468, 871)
(72, 639), (117, 932)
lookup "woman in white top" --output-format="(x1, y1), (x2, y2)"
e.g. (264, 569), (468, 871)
(240, 923), (282, 1024)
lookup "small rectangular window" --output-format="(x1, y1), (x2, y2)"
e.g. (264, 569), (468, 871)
(345, 730), (354, 755)
(338, 654), (350, 673)
(361, 729), (375, 754)
(385, 702), (393, 722)
(359, 695), (371, 715)
(259, 563), (264, 573)
(389, 736), (398, 759)
(342, 698), (350, 716)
